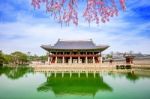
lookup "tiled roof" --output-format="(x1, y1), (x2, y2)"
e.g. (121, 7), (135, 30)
(41, 39), (109, 51)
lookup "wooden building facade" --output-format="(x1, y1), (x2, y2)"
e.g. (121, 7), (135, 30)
(41, 39), (109, 64)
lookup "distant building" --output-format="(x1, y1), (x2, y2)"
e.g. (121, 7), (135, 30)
(41, 39), (109, 64)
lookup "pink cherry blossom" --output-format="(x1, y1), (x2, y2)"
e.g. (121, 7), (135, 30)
(31, 0), (126, 26)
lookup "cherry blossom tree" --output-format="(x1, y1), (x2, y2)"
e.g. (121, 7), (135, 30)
(31, 0), (126, 26)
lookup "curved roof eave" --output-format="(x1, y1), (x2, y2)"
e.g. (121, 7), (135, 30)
(41, 45), (109, 52)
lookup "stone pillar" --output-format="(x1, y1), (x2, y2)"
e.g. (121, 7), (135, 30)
(55, 57), (57, 63)
(70, 57), (72, 64)
(93, 52), (95, 64)
(85, 52), (88, 64)
(62, 52), (64, 64)
(69, 52), (72, 64)
(85, 57), (88, 64)
(55, 52), (58, 64)
(93, 57), (95, 64)
(55, 52), (57, 64)
(48, 52), (51, 65)
(78, 57), (80, 63)
(62, 56), (65, 64)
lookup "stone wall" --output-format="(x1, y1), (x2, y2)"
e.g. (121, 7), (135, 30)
(104, 58), (150, 65)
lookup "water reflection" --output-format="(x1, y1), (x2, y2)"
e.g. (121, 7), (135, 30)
(108, 70), (141, 79)
(0, 67), (150, 99)
(0, 66), (33, 79)
(126, 72), (139, 82)
(37, 73), (113, 96)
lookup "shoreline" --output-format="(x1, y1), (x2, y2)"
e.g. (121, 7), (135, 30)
(1, 64), (150, 77)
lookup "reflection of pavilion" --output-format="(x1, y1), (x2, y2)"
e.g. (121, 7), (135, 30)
(37, 73), (112, 96)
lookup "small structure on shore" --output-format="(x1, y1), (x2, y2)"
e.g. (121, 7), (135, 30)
(41, 39), (109, 64)
(124, 53), (135, 64)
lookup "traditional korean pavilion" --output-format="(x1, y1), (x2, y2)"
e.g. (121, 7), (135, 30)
(41, 39), (109, 64)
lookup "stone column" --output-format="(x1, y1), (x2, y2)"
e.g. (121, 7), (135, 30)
(62, 52), (65, 64)
(62, 56), (65, 64)
(85, 52), (88, 64)
(93, 57), (95, 64)
(55, 56), (57, 63)
(78, 57), (80, 63)
(85, 57), (88, 64)
(48, 52), (51, 65)
(55, 52), (57, 64)
(70, 57), (72, 64)
(93, 52), (95, 64)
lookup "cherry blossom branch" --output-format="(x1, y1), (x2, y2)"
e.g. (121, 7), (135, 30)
(31, 0), (126, 25)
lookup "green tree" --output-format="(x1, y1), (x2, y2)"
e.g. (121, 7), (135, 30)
(30, 54), (39, 61)
(106, 54), (112, 59)
(3, 54), (13, 64)
(11, 51), (28, 65)
(39, 55), (48, 63)
(0, 51), (5, 66)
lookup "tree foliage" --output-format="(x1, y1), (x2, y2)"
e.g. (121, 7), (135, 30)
(11, 51), (28, 65)
(0, 51), (5, 65)
(106, 54), (112, 59)
(3, 54), (13, 64)
(1, 51), (48, 65)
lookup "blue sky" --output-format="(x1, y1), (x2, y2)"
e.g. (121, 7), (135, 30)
(0, 0), (150, 55)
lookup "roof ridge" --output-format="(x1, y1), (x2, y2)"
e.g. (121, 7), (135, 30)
(58, 39), (93, 42)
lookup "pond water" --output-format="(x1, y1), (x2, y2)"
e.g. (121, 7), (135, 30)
(0, 67), (150, 99)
